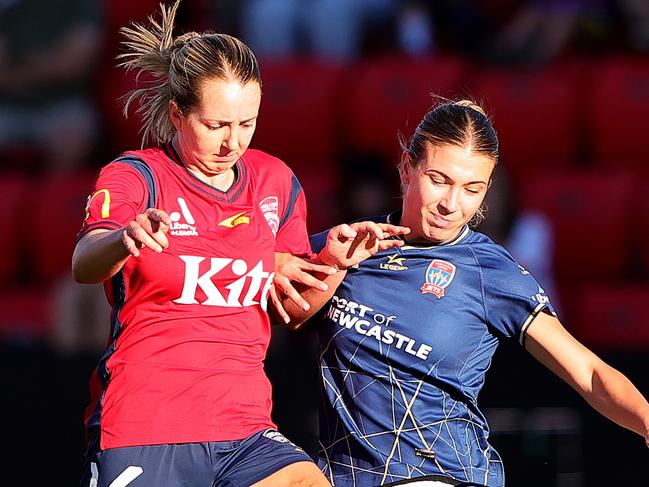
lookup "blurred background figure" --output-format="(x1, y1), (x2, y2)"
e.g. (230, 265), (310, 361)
(241, 0), (397, 61)
(617, 0), (649, 52)
(0, 0), (100, 172)
(478, 166), (560, 313)
(396, 0), (435, 58)
(488, 0), (608, 65)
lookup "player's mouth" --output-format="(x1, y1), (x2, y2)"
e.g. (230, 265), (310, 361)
(213, 153), (239, 163)
(429, 214), (455, 229)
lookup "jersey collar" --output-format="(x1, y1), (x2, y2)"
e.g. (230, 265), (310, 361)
(162, 143), (247, 202)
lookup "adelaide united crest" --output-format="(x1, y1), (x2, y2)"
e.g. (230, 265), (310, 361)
(259, 196), (280, 235)
(421, 259), (456, 298)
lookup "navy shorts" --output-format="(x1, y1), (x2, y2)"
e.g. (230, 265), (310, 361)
(80, 429), (315, 487)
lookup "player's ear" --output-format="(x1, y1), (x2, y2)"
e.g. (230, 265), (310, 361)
(169, 100), (183, 129)
(399, 151), (412, 187)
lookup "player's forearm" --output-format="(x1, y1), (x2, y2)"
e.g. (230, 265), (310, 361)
(72, 229), (131, 284)
(582, 362), (649, 439)
(282, 269), (347, 330)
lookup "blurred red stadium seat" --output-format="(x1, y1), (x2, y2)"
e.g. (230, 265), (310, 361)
(95, 0), (162, 154)
(252, 59), (345, 166)
(345, 55), (468, 164)
(31, 170), (96, 283)
(100, 0), (161, 57)
(292, 160), (341, 234)
(0, 290), (51, 340)
(586, 56), (649, 163)
(0, 174), (29, 285)
(570, 285), (649, 351)
(519, 168), (634, 285)
(472, 63), (583, 181)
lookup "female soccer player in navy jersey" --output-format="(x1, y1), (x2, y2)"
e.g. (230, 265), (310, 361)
(71, 1), (405, 486)
(275, 100), (649, 487)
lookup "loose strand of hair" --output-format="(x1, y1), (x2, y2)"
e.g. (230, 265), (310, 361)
(116, 1), (182, 146)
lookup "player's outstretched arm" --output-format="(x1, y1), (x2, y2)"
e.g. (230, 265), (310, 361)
(72, 208), (171, 284)
(271, 221), (409, 329)
(317, 221), (410, 270)
(525, 312), (649, 447)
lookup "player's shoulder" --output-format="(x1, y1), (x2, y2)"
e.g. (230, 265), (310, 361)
(242, 148), (293, 176)
(465, 230), (542, 292)
(101, 147), (163, 171)
(464, 229), (519, 270)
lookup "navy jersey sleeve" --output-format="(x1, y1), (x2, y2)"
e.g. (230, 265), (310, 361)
(309, 229), (330, 254)
(477, 245), (556, 344)
(275, 174), (313, 258)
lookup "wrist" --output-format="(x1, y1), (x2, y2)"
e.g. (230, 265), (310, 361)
(316, 247), (344, 270)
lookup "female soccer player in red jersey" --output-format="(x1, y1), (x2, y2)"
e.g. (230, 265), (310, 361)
(72, 1), (405, 486)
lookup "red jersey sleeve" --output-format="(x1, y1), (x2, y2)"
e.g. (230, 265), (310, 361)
(275, 173), (314, 259)
(79, 162), (149, 237)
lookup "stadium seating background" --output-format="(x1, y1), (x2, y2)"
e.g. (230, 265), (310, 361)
(1, 1), (648, 485)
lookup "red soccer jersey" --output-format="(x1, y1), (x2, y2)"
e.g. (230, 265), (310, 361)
(80, 145), (312, 450)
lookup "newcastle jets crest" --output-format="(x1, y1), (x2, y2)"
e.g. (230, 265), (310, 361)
(421, 259), (456, 298)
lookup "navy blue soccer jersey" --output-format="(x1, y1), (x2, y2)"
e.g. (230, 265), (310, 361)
(310, 213), (556, 487)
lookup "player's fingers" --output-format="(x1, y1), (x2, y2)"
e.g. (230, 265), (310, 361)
(146, 210), (171, 248)
(332, 223), (357, 241)
(269, 286), (290, 324)
(275, 276), (310, 312)
(147, 208), (173, 227)
(121, 230), (141, 257)
(134, 213), (169, 250)
(292, 269), (329, 292)
(377, 223), (410, 236)
(299, 261), (338, 276)
(126, 222), (165, 253)
(377, 239), (405, 251)
(351, 221), (385, 240)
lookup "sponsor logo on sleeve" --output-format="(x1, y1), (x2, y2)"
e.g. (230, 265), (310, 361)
(84, 189), (111, 220)
(421, 259), (456, 298)
(533, 286), (550, 305)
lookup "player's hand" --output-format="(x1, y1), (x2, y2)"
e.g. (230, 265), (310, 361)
(318, 222), (410, 270)
(272, 253), (337, 322)
(121, 208), (172, 257)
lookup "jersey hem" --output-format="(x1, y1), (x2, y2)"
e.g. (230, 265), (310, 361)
(99, 422), (278, 451)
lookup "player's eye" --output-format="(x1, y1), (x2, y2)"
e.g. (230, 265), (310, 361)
(206, 121), (227, 130)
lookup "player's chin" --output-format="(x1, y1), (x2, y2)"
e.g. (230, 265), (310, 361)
(423, 225), (456, 244)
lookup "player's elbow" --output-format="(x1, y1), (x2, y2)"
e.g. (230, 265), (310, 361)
(71, 246), (101, 284)
(71, 258), (93, 284)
